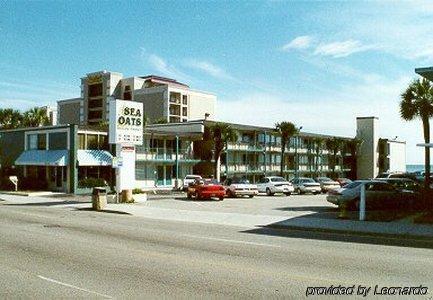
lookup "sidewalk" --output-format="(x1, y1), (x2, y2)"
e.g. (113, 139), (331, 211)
(268, 217), (433, 239)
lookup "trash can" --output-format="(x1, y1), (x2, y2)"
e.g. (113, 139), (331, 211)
(92, 187), (107, 211)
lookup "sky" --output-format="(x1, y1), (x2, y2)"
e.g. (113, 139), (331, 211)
(1, 0), (433, 164)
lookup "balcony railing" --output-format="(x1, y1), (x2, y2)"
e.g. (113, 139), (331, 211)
(136, 148), (197, 162)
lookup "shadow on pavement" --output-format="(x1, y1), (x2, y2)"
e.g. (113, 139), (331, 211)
(4, 201), (86, 207)
(242, 225), (433, 249)
(75, 207), (132, 215)
(174, 197), (223, 202)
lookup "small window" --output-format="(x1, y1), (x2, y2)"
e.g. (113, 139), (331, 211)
(182, 95), (188, 105)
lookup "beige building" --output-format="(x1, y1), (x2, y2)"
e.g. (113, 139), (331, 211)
(58, 71), (216, 126)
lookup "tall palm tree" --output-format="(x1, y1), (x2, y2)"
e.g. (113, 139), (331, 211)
(275, 122), (299, 177)
(401, 78), (433, 189)
(0, 108), (23, 129)
(312, 137), (325, 177)
(325, 137), (344, 177)
(210, 123), (238, 181)
(22, 107), (50, 127)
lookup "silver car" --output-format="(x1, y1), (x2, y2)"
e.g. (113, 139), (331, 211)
(290, 177), (321, 195)
(315, 177), (341, 193)
(326, 180), (414, 210)
(256, 176), (294, 196)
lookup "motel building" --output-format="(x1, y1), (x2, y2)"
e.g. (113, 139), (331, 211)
(0, 70), (407, 194)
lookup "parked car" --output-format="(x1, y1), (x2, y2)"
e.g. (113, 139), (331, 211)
(187, 178), (226, 200)
(315, 177), (341, 193)
(290, 177), (321, 195)
(223, 177), (258, 198)
(375, 172), (403, 179)
(182, 174), (202, 191)
(336, 178), (352, 187)
(256, 176), (294, 196)
(376, 178), (421, 197)
(327, 180), (415, 210)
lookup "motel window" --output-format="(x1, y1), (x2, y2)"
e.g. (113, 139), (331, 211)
(49, 132), (68, 150)
(182, 95), (188, 105)
(87, 134), (98, 149)
(27, 134), (46, 150)
(78, 134), (86, 149)
(182, 107), (187, 116)
(88, 83), (103, 97)
(88, 98), (103, 109)
(88, 110), (103, 120)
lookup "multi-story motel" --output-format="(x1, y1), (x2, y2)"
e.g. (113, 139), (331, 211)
(0, 70), (406, 193)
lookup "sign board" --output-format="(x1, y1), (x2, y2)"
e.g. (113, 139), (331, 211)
(109, 99), (144, 145)
(115, 146), (136, 190)
(112, 157), (123, 168)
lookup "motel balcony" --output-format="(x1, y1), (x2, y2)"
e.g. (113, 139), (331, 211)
(136, 148), (199, 163)
(226, 142), (264, 152)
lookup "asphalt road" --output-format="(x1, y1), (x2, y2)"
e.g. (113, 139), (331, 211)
(0, 203), (432, 299)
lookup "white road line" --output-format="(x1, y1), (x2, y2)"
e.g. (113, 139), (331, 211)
(37, 275), (112, 299)
(182, 234), (281, 248)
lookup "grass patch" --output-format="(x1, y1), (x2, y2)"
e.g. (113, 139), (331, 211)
(414, 212), (433, 224)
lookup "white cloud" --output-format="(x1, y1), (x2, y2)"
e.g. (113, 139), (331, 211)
(183, 59), (234, 81)
(314, 40), (375, 58)
(281, 35), (313, 51)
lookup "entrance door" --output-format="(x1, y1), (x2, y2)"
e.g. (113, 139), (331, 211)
(157, 166), (164, 186)
(56, 167), (63, 188)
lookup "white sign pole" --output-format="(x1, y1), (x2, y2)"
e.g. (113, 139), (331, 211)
(359, 184), (366, 221)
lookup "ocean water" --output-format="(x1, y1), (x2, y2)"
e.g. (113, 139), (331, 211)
(406, 165), (433, 173)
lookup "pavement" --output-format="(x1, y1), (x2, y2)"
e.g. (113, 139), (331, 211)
(1, 192), (433, 239)
(0, 199), (432, 298)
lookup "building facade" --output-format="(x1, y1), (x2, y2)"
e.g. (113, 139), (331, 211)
(58, 71), (216, 126)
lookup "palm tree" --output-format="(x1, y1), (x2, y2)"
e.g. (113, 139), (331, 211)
(22, 107), (50, 127)
(210, 123), (238, 181)
(325, 137), (344, 177)
(0, 108), (23, 129)
(401, 78), (433, 189)
(275, 122), (299, 177)
(312, 137), (325, 177)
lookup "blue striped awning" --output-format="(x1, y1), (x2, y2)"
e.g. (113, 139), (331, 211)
(77, 150), (113, 166)
(15, 150), (69, 166)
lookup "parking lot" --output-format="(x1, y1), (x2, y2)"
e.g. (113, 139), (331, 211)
(141, 192), (340, 220)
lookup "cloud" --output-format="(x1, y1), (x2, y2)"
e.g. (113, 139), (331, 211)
(183, 59), (234, 81)
(281, 35), (313, 51)
(314, 40), (376, 58)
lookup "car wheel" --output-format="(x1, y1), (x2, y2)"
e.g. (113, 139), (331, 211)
(284, 192), (291, 196)
(249, 195), (254, 198)
(297, 189), (304, 195)
(187, 193), (192, 199)
(219, 196), (224, 201)
(266, 188), (274, 196)
(226, 190), (233, 198)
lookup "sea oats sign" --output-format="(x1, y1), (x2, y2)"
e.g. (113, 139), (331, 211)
(109, 99), (144, 145)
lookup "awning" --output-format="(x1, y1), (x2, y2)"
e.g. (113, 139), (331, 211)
(77, 150), (113, 166)
(15, 150), (69, 166)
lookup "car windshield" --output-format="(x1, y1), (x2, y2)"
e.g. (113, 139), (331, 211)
(344, 181), (362, 189)
(233, 178), (250, 184)
(186, 175), (201, 179)
(270, 177), (286, 182)
(301, 178), (315, 183)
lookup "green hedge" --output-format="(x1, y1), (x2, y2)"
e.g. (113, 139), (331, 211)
(78, 178), (107, 188)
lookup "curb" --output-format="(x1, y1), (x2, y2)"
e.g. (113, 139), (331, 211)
(267, 223), (433, 241)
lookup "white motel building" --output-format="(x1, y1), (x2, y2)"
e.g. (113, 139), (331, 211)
(0, 70), (407, 193)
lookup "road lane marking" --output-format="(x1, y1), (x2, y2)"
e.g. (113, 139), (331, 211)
(182, 234), (281, 248)
(37, 275), (112, 299)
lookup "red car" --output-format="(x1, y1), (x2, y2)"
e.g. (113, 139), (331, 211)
(187, 179), (226, 201)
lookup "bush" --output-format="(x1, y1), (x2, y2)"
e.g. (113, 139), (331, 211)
(0, 177), (15, 191)
(78, 178), (107, 189)
(132, 188), (144, 194)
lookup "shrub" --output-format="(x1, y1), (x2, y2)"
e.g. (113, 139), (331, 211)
(78, 178), (107, 189)
(132, 188), (144, 194)
(19, 176), (48, 191)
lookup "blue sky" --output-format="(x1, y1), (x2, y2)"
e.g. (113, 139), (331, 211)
(1, 1), (433, 163)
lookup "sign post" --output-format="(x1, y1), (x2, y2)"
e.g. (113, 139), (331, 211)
(109, 99), (144, 202)
(359, 184), (366, 221)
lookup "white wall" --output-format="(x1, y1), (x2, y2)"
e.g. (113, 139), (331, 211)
(356, 117), (379, 179)
(388, 141), (406, 173)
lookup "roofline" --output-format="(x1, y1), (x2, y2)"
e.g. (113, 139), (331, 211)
(356, 116), (379, 120)
(202, 120), (354, 140)
(57, 98), (83, 104)
(0, 124), (71, 134)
